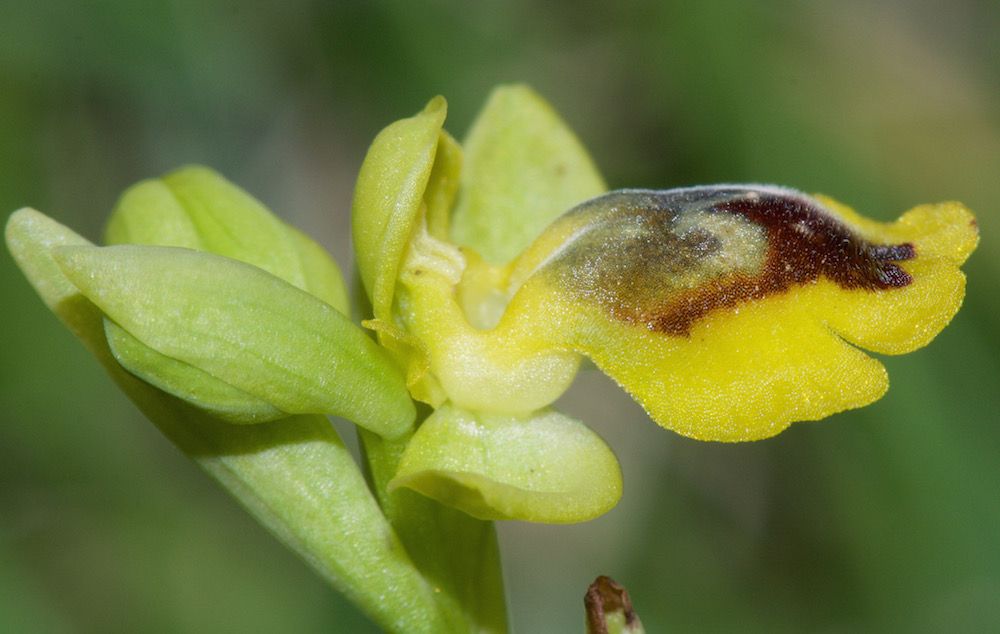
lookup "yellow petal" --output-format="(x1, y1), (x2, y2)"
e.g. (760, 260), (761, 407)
(502, 186), (977, 441)
(811, 198), (977, 354)
(557, 287), (890, 441)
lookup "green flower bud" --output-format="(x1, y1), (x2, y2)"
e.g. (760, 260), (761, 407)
(389, 405), (622, 523)
(98, 166), (368, 424)
(53, 243), (414, 437)
(106, 165), (349, 312)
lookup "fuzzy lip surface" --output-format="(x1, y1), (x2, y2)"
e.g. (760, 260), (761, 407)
(545, 186), (916, 336)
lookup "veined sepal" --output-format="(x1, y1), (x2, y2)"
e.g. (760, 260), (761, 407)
(99, 166), (378, 426)
(103, 319), (285, 424)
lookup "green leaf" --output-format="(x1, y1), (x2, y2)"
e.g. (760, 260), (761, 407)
(187, 414), (446, 634)
(450, 84), (606, 264)
(52, 243), (414, 437)
(106, 166), (349, 313)
(352, 97), (447, 321)
(5, 208), (449, 633)
(390, 405), (622, 523)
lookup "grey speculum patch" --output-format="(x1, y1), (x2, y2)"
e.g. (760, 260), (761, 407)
(543, 186), (916, 335)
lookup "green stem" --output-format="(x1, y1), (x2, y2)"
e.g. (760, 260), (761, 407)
(361, 426), (509, 634)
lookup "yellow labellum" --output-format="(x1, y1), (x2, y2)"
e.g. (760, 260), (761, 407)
(401, 186), (977, 441)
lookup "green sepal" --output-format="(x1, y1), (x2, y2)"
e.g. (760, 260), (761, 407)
(5, 208), (449, 632)
(106, 166), (349, 313)
(390, 404), (622, 523)
(352, 97), (447, 321)
(450, 84), (606, 264)
(52, 243), (414, 437)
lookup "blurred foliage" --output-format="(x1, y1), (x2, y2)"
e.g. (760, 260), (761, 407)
(2, 1), (998, 632)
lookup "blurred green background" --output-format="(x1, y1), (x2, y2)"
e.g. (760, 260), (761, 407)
(2, 1), (998, 632)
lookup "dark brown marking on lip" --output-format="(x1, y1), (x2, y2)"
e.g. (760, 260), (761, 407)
(546, 187), (916, 336)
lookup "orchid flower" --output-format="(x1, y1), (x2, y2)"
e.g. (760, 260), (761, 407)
(5, 84), (976, 633)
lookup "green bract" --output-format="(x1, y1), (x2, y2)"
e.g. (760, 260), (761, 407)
(97, 167), (399, 426)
